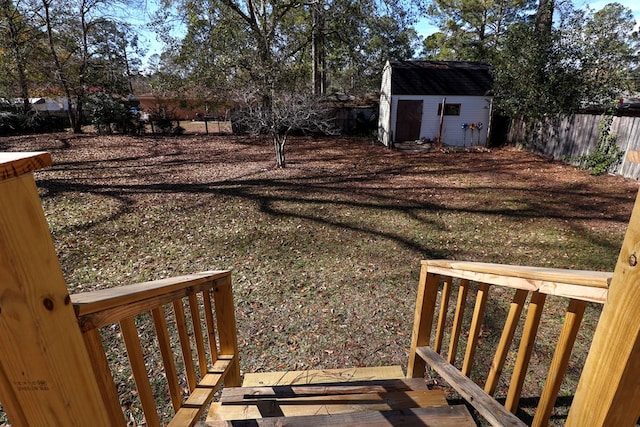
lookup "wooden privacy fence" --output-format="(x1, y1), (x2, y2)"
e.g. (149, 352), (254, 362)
(507, 114), (640, 179)
(407, 260), (611, 426)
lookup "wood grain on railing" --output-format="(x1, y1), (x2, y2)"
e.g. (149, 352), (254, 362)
(409, 260), (611, 426)
(71, 271), (240, 427)
(485, 289), (527, 396)
(0, 152), (113, 426)
(505, 291), (546, 413)
(462, 282), (490, 377)
(434, 276), (451, 353)
(152, 306), (182, 412)
(532, 298), (586, 426)
(407, 267), (440, 378)
(448, 279), (469, 365)
(121, 316), (161, 426)
(426, 260), (610, 303)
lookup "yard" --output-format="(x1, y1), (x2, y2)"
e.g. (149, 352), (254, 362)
(1, 133), (638, 424)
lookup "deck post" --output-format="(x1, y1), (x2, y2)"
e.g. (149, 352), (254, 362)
(566, 189), (640, 426)
(214, 274), (241, 386)
(407, 262), (440, 378)
(0, 153), (112, 426)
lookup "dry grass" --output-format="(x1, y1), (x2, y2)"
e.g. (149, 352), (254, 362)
(1, 132), (637, 424)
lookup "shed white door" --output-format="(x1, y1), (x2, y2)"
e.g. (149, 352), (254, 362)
(395, 100), (423, 142)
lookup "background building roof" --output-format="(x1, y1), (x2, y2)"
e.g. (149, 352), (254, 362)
(390, 60), (493, 96)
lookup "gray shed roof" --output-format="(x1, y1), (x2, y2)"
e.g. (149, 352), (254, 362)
(390, 60), (493, 96)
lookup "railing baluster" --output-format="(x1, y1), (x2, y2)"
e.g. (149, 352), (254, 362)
(434, 276), (452, 353)
(462, 282), (490, 376)
(505, 291), (547, 413)
(173, 299), (197, 392)
(448, 279), (470, 365)
(82, 328), (127, 427)
(120, 316), (161, 427)
(203, 287), (219, 363)
(485, 289), (528, 396)
(152, 306), (182, 412)
(189, 292), (208, 375)
(532, 298), (587, 427)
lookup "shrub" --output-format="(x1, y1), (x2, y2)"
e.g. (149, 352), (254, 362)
(574, 114), (624, 175)
(0, 111), (21, 136)
(147, 104), (181, 135)
(0, 110), (68, 136)
(22, 112), (67, 133)
(88, 93), (141, 135)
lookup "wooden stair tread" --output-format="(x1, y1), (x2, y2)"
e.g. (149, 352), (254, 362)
(221, 377), (431, 402)
(207, 369), (451, 422)
(241, 366), (406, 387)
(202, 405), (477, 426)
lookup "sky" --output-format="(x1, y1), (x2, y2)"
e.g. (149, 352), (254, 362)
(414, 0), (640, 38)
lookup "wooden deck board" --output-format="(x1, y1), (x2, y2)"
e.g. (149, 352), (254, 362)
(416, 346), (526, 427)
(210, 390), (447, 420)
(203, 405), (477, 426)
(241, 366), (406, 387)
(207, 366), (452, 423)
(220, 378), (431, 403)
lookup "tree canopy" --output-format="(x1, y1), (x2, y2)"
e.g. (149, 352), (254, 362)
(151, 0), (422, 97)
(423, 0), (639, 117)
(1, 0), (638, 141)
(0, 0), (143, 131)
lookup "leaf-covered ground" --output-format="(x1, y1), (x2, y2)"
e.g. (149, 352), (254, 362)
(1, 133), (638, 424)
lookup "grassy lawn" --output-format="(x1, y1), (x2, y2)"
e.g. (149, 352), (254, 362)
(1, 133), (637, 424)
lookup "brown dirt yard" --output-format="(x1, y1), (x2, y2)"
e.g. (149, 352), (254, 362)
(1, 133), (638, 424)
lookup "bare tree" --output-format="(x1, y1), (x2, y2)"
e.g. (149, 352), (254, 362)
(233, 89), (339, 168)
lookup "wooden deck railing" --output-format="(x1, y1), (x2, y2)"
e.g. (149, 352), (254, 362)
(71, 270), (240, 427)
(407, 260), (612, 426)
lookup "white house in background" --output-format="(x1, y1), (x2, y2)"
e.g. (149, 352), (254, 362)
(378, 60), (493, 147)
(28, 97), (68, 112)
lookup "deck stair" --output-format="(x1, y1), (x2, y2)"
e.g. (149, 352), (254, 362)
(205, 366), (476, 426)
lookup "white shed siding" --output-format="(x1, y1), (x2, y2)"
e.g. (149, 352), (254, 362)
(378, 61), (393, 147)
(29, 98), (68, 112)
(390, 95), (492, 146)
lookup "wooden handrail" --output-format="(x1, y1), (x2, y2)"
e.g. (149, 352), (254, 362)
(408, 260), (611, 426)
(0, 152), (242, 426)
(425, 260), (611, 303)
(71, 271), (231, 328)
(71, 271), (241, 427)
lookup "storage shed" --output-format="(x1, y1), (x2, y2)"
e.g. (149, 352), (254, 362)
(378, 60), (493, 147)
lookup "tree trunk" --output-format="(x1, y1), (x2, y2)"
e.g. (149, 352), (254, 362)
(311, 3), (326, 95)
(274, 135), (286, 168)
(73, 97), (84, 133)
(535, 0), (554, 61)
(4, 10), (30, 112)
(42, 0), (76, 132)
(535, 0), (554, 38)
